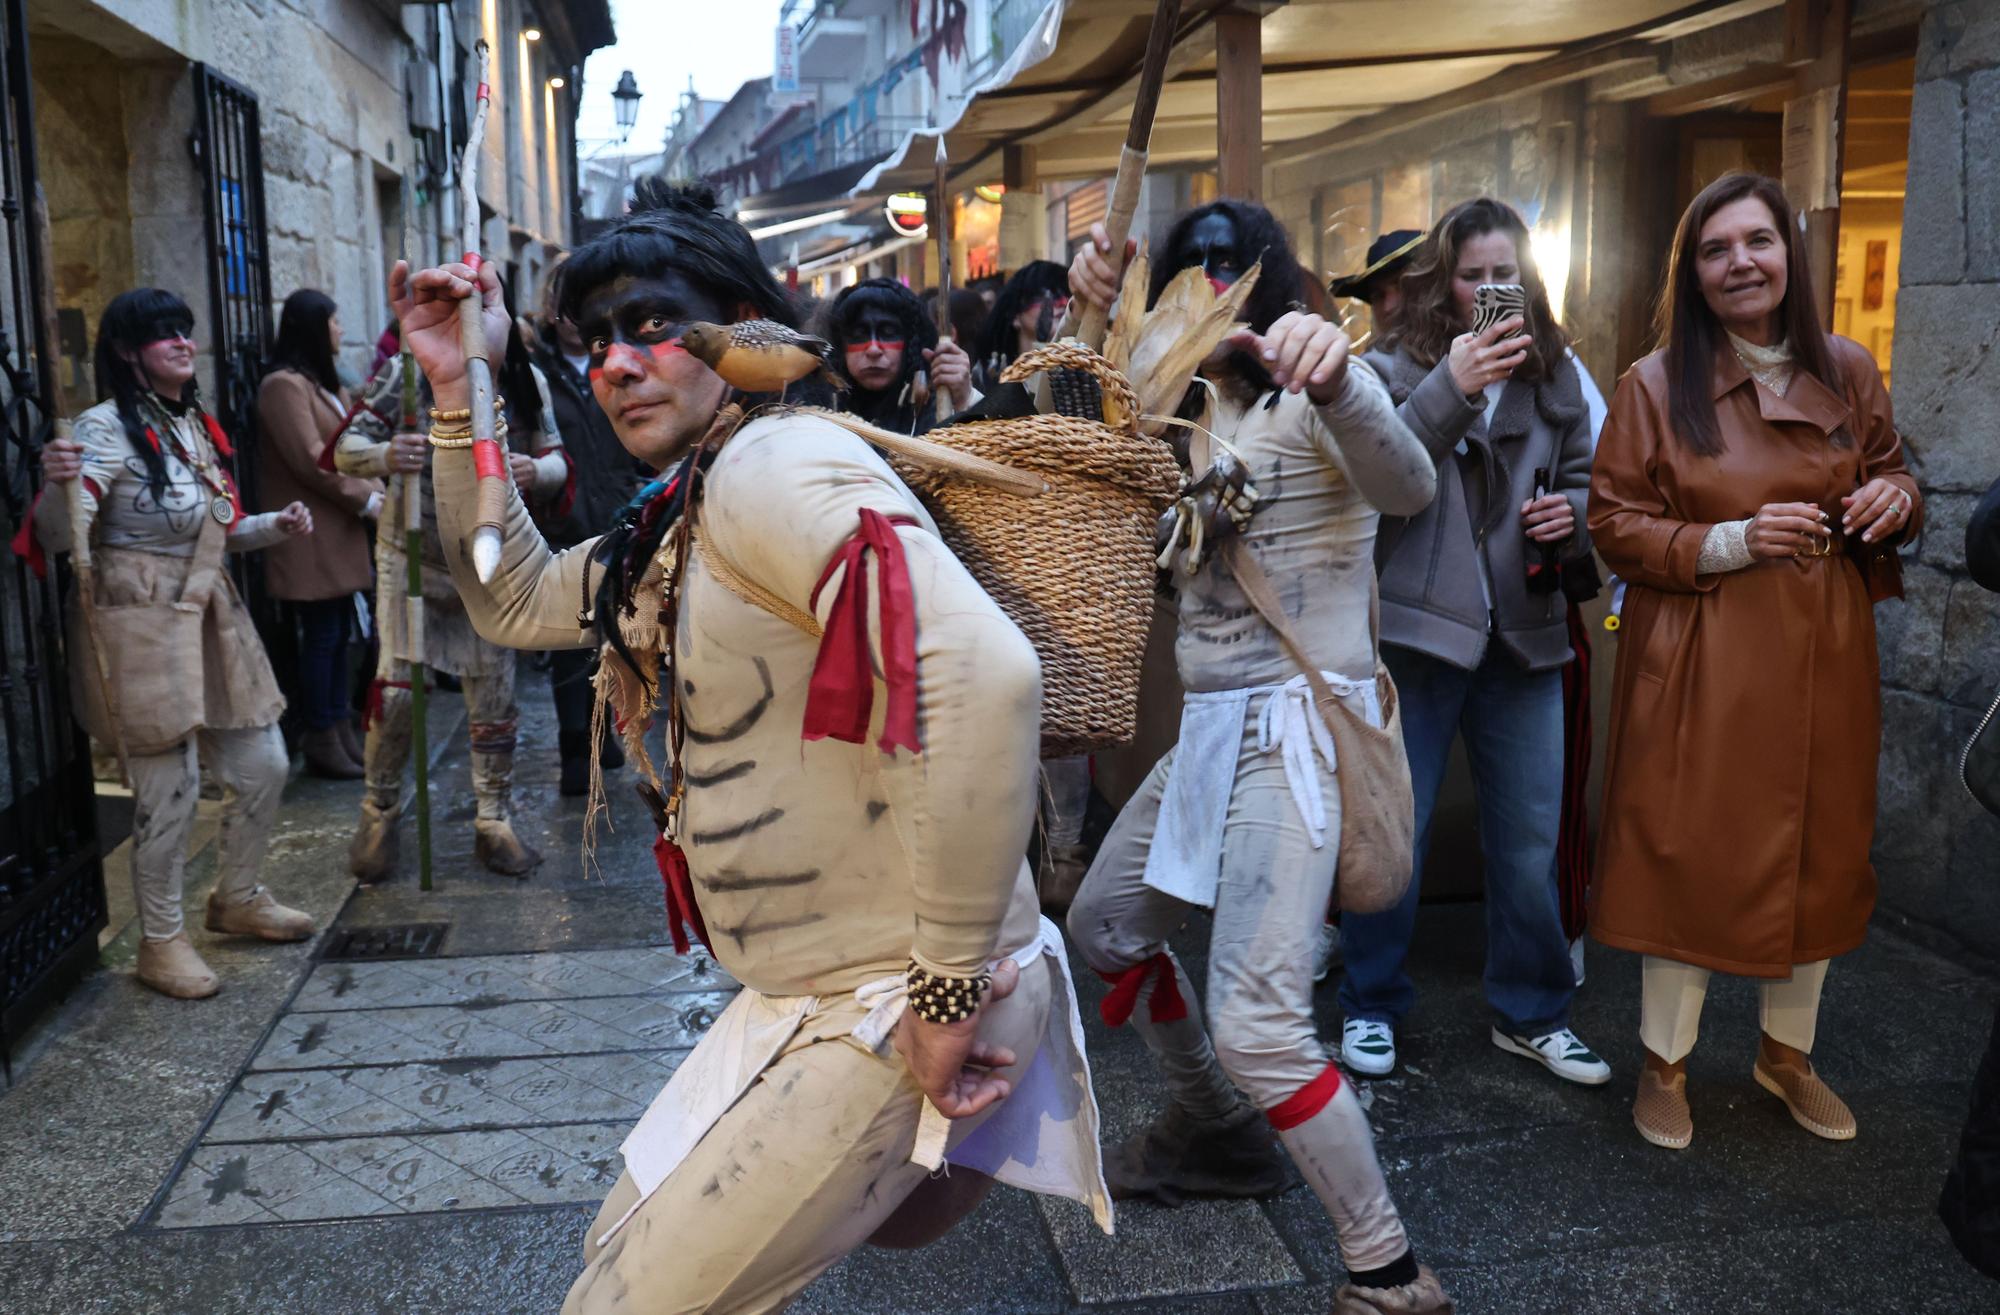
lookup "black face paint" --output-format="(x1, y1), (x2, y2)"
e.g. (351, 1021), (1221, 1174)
(841, 308), (908, 352)
(576, 272), (728, 373)
(1175, 213), (1245, 293)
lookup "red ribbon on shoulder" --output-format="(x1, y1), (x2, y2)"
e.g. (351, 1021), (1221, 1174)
(803, 508), (922, 755)
(1097, 952), (1188, 1028)
(655, 833), (712, 956)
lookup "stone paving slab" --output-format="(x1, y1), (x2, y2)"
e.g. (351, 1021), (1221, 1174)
(154, 1122), (629, 1228)
(290, 946), (732, 1013)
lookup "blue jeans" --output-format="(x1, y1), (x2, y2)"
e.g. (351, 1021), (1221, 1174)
(295, 597), (353, 732)
(1337, 643), (1575, 1036)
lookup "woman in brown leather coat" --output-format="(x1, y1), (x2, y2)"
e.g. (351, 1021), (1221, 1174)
(1588, 172), (1920, 1151)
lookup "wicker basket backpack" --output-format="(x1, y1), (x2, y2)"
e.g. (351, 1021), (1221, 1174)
(698, 343), (1181, 758)
(889, 342), (1182, 756)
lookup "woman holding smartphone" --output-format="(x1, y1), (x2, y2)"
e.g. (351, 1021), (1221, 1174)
(1337, 197), (1608, 1089)
(1588, 172), (1918, 1150)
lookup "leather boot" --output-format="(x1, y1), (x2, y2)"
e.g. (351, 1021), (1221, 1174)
(349, 798), (401, 883)
(1103, 1099), (1297, 1205)
(1038, 842), (1090, 913)
(206, 885), (315, 942)
(475, 818), (542, 876)
(136, 933), (220, 999)
(302, 727), (364, 780)
(1333, 1266), (1455, 1314)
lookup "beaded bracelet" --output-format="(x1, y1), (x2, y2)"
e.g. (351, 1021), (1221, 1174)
(427, 418), (508, 448)
(905, 962), (990, 1025)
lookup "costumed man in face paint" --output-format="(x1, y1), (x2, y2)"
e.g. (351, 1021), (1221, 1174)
(334, 289), (571, 880)
(395, 181), (1108, 1315)
(821, 276), (976, 435)
(25, 289), (317, 998)
(1066, 202), (1455, 1315)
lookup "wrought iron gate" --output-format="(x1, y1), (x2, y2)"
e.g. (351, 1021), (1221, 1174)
(189, 65), (275, 623)
(0, 0), (104, 1078)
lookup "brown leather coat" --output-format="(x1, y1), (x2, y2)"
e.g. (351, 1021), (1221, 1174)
(1586, 335), (1919, 977)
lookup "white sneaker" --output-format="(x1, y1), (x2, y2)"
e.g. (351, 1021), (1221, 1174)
(1313, 922), (1343, 982)
(1492, 1025), (1612, 1086)
(1340, 1018), (1396, 1077)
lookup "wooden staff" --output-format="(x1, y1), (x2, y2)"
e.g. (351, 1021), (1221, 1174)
(32, 186), (128, 784)
(1076, 0), (1184, 351)
(933, 136), (954, 423)
(460, 41), (505, 583)
(401, 168), (434, 892)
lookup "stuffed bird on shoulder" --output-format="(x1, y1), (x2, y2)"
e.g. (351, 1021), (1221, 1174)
(680, 320), (842, 395)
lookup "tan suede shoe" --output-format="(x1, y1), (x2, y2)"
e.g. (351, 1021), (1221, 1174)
(205, 887), (315, 942)
(348, 800), (400, 883)
(136, 933), (220, 999)
(1634, 1066), (1693, 1150)
(1333, 1265), (1454, 1314)
(1754, 1056), (1857, 1141)
(474, 819), (542, 877)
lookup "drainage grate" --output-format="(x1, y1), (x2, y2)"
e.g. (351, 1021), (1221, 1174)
(319, 923), (450, 961)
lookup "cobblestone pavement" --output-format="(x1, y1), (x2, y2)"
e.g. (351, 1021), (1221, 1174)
(1, 687), (1996, 1314)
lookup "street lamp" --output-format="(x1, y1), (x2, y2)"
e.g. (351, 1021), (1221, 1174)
(612, 70), (642, 142)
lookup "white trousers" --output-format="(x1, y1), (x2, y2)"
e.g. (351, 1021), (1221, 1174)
(1639, 956), (1829, 1065)
(126, 723), (288, 940)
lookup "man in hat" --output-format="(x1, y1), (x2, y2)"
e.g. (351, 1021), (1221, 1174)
(1330, 230), (1425, 342)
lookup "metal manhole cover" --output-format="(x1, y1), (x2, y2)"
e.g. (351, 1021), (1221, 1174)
(319, 923), (449, 960)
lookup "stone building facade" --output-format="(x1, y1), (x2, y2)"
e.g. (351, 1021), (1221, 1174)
(1874, 0), (2000, 962)
(28, 0), (610, 401)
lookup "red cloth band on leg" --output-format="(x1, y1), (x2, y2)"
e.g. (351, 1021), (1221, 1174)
(1266, 1063), (1344, 1132)
(362, 678), (411, 731)
(1097, 952), (1187, 1027)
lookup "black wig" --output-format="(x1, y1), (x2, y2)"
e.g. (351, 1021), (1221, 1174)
(556, 178), (799, 329)
(558, 179), (818, 683)
(268, 289), (340, 395)
(821, 277), (935, 429)
(93, 288), (205, 504)
(977, 259), (1068, 372)
(1151, 200), (1305, 393)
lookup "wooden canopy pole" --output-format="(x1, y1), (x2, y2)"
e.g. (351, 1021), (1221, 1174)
(1215, 7), (1263, 199)
(1782, 0), (1851, 326)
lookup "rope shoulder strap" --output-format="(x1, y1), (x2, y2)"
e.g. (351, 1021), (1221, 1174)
(693, 530), (823, 638)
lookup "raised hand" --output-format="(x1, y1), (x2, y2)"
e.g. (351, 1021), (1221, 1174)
(1227, 310), (1352, 404)
(922, 337), (975, 412)
(1448, 315), (1531, 396)
(387, 259), (510, 412)
(1068, 220), (1136, 312)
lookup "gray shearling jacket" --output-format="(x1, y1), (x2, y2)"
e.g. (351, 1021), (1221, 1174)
(1362, 345), (1594, 672)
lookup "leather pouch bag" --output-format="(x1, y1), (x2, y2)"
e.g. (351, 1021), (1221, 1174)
(1222, 536), (1415, 914)
(70, 511), (228, 756)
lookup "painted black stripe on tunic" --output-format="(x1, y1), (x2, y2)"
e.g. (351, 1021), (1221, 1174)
(685, 657), (773, 744)
(699, 869), (821, 893)
(713, 911), (827, 950)
(686, 759), (756, 788)
(689, 808), (785, 845)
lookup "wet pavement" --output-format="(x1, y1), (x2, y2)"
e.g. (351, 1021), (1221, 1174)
(1, 685), (1995, 1314)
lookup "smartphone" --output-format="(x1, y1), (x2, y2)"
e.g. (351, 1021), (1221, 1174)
(1472, 283), (1529, 339)
(1526, 465), (1562, 594)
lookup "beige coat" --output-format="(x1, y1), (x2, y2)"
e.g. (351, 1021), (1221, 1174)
(255, 369), (381, 600)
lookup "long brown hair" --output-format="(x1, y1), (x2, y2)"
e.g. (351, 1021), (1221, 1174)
(1656, 172), (1843, 456)
(1389, 197), (1569, 381)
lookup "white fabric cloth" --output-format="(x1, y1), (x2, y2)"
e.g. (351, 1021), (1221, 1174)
(1639, 955), (1829, 1064)
(604, 916), (1110, 1248)
(1142, 674), (1381, 907)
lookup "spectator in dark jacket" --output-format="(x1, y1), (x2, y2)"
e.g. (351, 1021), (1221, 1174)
(1942, 469), (2000, 1281)
(533, 269), (648, 794)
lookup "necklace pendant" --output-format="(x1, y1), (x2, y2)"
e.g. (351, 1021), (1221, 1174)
(210, 496), (238, 527)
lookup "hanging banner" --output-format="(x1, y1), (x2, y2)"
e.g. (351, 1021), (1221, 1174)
(774, 24), (800, 94)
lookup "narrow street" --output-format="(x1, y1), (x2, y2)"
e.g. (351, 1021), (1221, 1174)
(0, 691), (1992, 1314)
